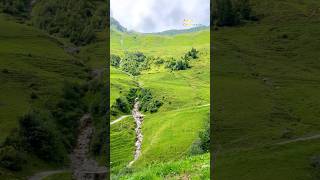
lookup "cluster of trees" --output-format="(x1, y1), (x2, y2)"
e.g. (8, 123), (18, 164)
(111, 87), (163, 116)
(0, 0), (30, 16)
(0, 81), (88, 170)
(31, 0), (107, 45)
(212, 0), (257, 27)
(111, 52), (150, 76)
(166, 48), (199, 71)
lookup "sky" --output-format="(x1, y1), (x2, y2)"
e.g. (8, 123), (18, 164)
(110, 0), (210, 33)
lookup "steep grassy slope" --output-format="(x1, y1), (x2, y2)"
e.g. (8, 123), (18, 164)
(213, 0), (320, 179)
(0, 13), (88, 179)
(110, 27), (210, 178)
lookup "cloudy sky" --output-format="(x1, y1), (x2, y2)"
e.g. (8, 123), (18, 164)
(110, 0), (210, 33)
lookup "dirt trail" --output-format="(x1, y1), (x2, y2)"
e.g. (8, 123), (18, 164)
(70, 114), (107, 179)
(28, 170), (68, 180)
(275, 134), (320, 145)
(128, 99), (144, 167)
(110, 115), (131, 125)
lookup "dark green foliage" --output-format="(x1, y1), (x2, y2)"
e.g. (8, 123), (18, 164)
(198, 120), (210, 152)
(52, 82), (87, 150)
(115, 97), (130, 113)
(0, 0), (29, 16)
(166, 58), (190, 71)
(189, 119), (209, 155)
(213, 0), (254, 27)
(31, 0), (107, 45)
(111, 54), (121, 67)
(154, 57), (165, 65)
(120, 52), (147, 76)
(185, 48), (199, 60)
(125, 88), (163, 113)
(311, 156), (320, 178)
(19, 110), (66, 162)
(0, 146), (25, 171)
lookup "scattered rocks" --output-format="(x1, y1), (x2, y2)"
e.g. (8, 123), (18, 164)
(71, 114), (107, 180)
(128, 99), (144, 167)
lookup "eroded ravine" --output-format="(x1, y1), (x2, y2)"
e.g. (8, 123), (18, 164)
(128, 99), (144, 167)
(70, 114), (107, 180)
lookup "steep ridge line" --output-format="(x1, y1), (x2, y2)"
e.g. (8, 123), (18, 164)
(128, 99), (144, 167)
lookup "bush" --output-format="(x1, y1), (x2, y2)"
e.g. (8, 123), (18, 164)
(212, 0), (254, 27)
(0, 0), (29, 16)
(120, 52), (147, 76)
(185, 48), (199, 60)
(311, 156), (320, 178)
(115, 97), (130, 113)
(190, 118), (210, 155)
(125, 88), (163, 113)
(31, 0), (107, 45)
(0, 146), (25, 171)
(111, 54), (121, 67)
(19, 111), (66, 162)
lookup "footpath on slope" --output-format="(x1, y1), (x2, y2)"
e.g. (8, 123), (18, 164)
(70, 114), (107, 180)
(128, 99), (144, 167)
(28, 170), (68, 180)
(275, 134), (320, 145)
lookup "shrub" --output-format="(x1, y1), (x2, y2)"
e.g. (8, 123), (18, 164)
(111, 54), (121, 67)
(166, 58), (190, 71)
(0, 0), (29, 16)
(0, 146), (25, 171)
(19, 110), (66, 162)
(212, 0), (255, 27)
(115, 97), (130, 113)
(185, 48), (199, 60)
(120, 52), (147, 76)
(31, 0), (107, 45)
(125, 88), (163, 113)
(311, 156), (320, 178)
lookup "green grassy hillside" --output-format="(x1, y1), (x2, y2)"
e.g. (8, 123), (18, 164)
(0, 10), (107, 179)
(110, 25), (210, 178)
(213, 0), (320, 179)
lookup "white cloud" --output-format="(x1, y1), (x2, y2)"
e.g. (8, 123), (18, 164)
(111, 0), (210, 33)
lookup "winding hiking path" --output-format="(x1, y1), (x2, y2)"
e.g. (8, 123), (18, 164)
(28, 170), (68, 180)
(275, 134), (320, 145)
(128, 100), (144, 167)
(110, 115), (131, 125)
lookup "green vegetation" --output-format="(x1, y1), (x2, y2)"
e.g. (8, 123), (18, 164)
(212, 0), (256, 27)
(116, 153), (210, 179)
(110, 18), (210, 178)
(213, 0), (320, 179)
(0, 0), (30, 16)
(0, 0), (108, 176)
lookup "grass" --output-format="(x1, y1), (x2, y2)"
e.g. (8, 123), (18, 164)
(213, 0), (320, 179)
(117, 153), (210, 180)
(110, 24), (210, 178)
(0, 13), (92, 178)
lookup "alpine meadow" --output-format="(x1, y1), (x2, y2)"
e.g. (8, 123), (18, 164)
(110, 13), (210, 179)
